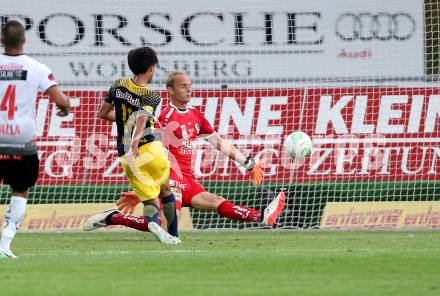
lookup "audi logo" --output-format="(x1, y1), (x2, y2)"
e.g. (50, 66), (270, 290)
(335, 12), (416, 41)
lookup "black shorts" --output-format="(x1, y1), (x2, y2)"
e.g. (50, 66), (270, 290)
(0, 154), (39, 192)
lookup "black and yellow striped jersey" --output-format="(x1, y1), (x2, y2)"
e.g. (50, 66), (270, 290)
(104, 77), (161, 157)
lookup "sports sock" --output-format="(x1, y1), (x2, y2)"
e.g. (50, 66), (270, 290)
(161, 194), (178, 237)
(109, 213), (148, 231)
(217, 200), (262, 223)
(0, 196), (27, 251)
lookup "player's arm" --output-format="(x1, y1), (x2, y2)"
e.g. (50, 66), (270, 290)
(206, 133), (263, 186)
(39, 64), (70, 117)
(46, 85), (70, 117)
(129, 111), (149, 159)
(100, 80), (118, 122)
(99, 101), (116, 122)
(197, 110), (263, 185)
(206, 133), (247, 164)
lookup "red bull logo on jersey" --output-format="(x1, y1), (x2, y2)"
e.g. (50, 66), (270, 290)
(115, 89), (140, 107)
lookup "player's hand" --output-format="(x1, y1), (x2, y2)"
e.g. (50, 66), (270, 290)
(116, 191), (141, 214)
(244, 157), (263, 186)
(249, 161), (263, 186)
(125, 146), (139, 163)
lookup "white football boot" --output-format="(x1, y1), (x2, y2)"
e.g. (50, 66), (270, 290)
(0, 249), (18, 259)
(83, 208), (120, 231)
(148, 222), (181, 245)
(261, 191), (286, 226)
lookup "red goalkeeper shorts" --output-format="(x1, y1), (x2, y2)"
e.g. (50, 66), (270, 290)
(169, 171), (206, 210)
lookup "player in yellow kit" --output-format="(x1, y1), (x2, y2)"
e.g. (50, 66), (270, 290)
(83, 47), (179, 244)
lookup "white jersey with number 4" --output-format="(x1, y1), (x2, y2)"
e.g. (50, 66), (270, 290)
(0, 54), (57, 145)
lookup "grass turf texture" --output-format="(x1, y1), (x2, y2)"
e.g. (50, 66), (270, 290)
(0, 231), (439, 296)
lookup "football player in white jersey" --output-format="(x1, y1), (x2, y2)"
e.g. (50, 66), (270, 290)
(0, 20), (70, 259)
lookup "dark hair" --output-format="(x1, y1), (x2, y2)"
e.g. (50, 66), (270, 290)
(127, 47), (158, 75)
(1, 20), (25, 48)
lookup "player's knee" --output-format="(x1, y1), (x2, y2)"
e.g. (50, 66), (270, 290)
(142, 198), (159, 207)
(206, 195), (226, 210)
(159, 182), (172, 197)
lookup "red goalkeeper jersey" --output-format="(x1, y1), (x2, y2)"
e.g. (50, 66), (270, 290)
(157, 103), (215, 179)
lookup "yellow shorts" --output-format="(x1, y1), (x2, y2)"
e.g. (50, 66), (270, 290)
(120, 141), (170, 201)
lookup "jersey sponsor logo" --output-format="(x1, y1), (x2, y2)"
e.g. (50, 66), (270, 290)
(169, 179), (187, 190)
(47, 73), (56, 81)
(0, 70), (27, 80)
(0, 64), (23, 70)
(115, 89), (140, 107)
(180, 140), (195, 154)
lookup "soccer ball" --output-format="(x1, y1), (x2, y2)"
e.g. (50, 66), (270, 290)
(283, 131), (312, 159)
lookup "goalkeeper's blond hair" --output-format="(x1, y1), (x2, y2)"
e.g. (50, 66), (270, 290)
(166, 71), (187, 88)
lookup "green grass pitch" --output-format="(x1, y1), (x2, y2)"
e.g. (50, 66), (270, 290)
(1, 231), (439, 296)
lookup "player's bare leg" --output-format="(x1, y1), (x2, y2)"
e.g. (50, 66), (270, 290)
(142, 199), (180, 244)
(0, 190), (27, 259)
(158, 183), (178, 237)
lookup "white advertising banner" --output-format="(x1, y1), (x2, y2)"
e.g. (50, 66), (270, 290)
(1, 0), (424, 87)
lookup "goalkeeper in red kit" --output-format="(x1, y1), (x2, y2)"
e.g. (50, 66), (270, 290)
(109, 71), (285, 231)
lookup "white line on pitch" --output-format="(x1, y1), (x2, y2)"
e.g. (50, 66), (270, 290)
(22, 249), (205, 257)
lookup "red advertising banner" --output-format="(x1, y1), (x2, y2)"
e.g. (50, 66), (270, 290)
(34, 88), (440, 185)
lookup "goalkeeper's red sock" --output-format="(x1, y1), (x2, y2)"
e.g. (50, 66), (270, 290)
(109, 213), (149, 231)
(217, 201), (262, 222)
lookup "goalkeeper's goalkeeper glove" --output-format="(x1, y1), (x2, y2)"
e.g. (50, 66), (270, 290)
(116, 191), (140, 214)
(243, 157), (263, 186)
